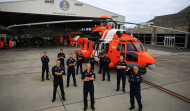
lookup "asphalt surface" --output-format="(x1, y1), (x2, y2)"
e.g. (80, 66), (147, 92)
(0, 45), (189, 111)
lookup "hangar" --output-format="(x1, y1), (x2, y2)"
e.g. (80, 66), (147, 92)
(0, 0), (125, 47)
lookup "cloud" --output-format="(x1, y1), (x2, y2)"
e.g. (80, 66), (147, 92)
(1, 0), (190, 23)
(77, 0), (190, 23)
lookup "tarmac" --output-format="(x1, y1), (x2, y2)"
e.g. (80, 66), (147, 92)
(0, 45), (190, 111)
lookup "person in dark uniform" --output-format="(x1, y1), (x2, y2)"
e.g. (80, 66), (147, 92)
(128, 66), (143, 111)
(76, 50), (84, 75)
(102, 53), (111, 81)
(116, 55), (127, 92)
(52, 59), (65, 102)
(66, 53), (77, 87)
(58, 49), (66, 74)
(82, 63), (95, 111)
(88, 54), (95, 71)
(98, 49), (105, 74)
(41, 52), (50, 81)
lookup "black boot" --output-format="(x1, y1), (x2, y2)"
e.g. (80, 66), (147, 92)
(62, 96), (66, 101)
(116, 88), (119, 91)
(129, 106), (135, 110)
(46, 78), (50, 80)
(42, 78), (44, 81)
(91, 106), (95, 110)
(52, 98), (56, 102)
(123, 89), (126, 92)
(139, 104), (143, 111)
(83, 106), (87, 111)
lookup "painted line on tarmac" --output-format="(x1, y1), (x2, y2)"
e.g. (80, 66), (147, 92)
(0, 71), (41, 77)
(143, 79), (190, 104)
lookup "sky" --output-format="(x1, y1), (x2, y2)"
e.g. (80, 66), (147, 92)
(0, 0), (190, 23)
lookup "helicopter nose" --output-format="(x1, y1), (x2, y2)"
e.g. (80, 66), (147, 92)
(139, 52), (156, 68)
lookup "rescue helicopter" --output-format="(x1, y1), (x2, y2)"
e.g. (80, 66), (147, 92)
(6, 15), (157, 74)
(67, 15), (156, 74)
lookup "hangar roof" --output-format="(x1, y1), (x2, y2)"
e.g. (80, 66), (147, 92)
(0, 0), (125, 27)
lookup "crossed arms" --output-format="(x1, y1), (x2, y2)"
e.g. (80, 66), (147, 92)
(83, 75), (95, 81)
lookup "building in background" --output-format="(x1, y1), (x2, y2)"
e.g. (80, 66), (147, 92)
(127, 5), (190, 48)
(0, 0), (125, 46)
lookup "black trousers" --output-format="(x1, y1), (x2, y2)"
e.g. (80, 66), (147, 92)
(83, 85), (94, 107)
(130, 84), (143, 109)
(99, 61), (103, 73)
(60, 60), (65, 68)
(42, 66), (49, 79)
(53, 81), (65, 99)
(103, 66), (110, 80)
(117, 72), (126, 89)
(67, 69), (76, 85)
(91, 65), (94, 71)
(77, 61), (83, 74)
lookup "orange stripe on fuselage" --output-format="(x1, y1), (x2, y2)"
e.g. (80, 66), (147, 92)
(93, 49), (97, 57)
(103, 30), (109, 40)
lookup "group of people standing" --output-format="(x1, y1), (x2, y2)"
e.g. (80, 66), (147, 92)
(41, 49), (143, 111)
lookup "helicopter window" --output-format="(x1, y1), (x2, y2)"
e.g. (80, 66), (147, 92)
(134, 43), (144, 51)
(121, 44), (125, 51)
(127, 43), (137, 51)
(127, 40), (135, 42)
(117, 43), (121, 51)
(105, 43), (109, 52)
(119, 40), (127, 42)
(83, 41), (85, 48)
(87, 42), (90, 49)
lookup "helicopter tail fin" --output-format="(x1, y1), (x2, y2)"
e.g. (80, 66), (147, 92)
(67, 31), (76, 46)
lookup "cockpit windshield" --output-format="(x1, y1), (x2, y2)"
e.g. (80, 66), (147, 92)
(127, 43), (137, 51)
(134, 43), (144, 51)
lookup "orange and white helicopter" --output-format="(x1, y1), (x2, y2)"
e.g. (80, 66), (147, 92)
(6, 15), (156, 74)
(68, 15), (156, 74)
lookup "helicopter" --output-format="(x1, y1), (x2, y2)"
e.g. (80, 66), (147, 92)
(6, 15), (156, 74)
(67, 15), (156, 74)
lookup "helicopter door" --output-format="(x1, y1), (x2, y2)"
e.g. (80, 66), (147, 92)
(117, 43), (126, 60)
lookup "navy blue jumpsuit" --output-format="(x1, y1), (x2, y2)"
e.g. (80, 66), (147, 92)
(76, 54), (84, 74)
(82, 69), (95, 107)
(66, 58), (77, 86)
(116, 61), (127, 90)
(102, 56), (111, 80)
(88, 57), (95, 71)
(128, 72), (143, 109)
(52, 66), (65, 99)
(41, 56), (49, 79)
(58, 53), (65, 68)
(98, 52), (105, 73)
